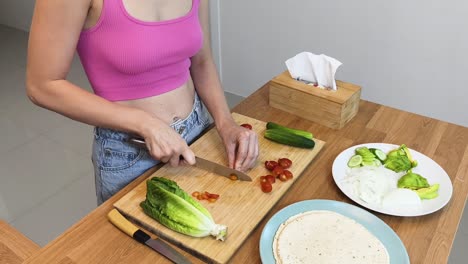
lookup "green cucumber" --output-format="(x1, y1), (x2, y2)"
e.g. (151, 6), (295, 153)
(362, 160), (377, 167)
(266, 122), (313, 139)
(264, 129), (315, 149)
(348, 155), (363, 167)
(355, 147), (375, 158)
(373, 159), (382, 166)
(369, 148), (387, 162)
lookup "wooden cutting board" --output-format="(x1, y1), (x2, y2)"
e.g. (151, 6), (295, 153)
(114, 113), (325, 263)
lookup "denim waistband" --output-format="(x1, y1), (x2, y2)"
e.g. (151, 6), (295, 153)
(94, 93), (203, 141)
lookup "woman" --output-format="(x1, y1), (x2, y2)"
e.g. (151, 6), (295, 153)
(26, 0), (259, 204)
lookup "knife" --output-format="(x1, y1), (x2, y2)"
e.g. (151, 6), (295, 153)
(128, 137), (252, 181)
(108, 209), (192, 264)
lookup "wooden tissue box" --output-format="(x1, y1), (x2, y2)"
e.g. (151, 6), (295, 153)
(269, 71), (361, 129)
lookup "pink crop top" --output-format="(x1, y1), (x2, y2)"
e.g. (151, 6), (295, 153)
(76, 0), (203, 101)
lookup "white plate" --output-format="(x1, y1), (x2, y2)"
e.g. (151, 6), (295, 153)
(332, 143), (453, 217)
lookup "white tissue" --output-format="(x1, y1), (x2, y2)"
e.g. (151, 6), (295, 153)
(285, 52), (342, 90)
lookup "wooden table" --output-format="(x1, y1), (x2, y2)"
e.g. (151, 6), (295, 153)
(0, 221), (40, 264)
(24, 85), (468, 264)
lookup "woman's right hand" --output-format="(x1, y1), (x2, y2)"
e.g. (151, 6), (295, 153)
(139, 118), (195, 167)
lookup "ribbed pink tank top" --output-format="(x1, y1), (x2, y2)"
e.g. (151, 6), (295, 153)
(77, 0), (202, 101)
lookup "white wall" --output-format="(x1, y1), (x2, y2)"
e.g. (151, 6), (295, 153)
(218, 0), (468, 127)
(0, 0), (34, 31)
(2, 0), (466, 126)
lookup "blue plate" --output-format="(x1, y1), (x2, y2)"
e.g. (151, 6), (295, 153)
(259, 200), (409, 264)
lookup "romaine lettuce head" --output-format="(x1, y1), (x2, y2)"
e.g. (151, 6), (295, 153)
(140, 177), (227, 241)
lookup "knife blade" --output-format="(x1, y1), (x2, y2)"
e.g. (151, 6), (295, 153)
(194, 156), (252, 181)
(128, 137), (252, 181)
(108, 209), (192, 264)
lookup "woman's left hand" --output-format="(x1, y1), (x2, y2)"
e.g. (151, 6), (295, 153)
(217, 120), (259, 172)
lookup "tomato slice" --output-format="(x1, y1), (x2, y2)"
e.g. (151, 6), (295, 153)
(207, 192), (220, 199)
(278, 173), (288, 182)
(272, 165), (284, 177)
(192, 191), (200, 197)
(278, 158), (292, 169)
(265, 175), (276, 184)
(283, 170), (293, 180)
(261, 182), (272, 193)
(264, 160), (278, 171)
(240, 123), (252, 130)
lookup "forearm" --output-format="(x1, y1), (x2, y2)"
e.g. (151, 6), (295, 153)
(190, 59), (234, 130)
(26, 79), (157, 135)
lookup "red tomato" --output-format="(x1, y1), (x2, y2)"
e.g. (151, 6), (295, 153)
(283, 170), (293, 180)
(278, 158), (292, 169)
(192, 191), (200, 198)
(265, 175), (276, 184)
(259, 176), (268, 183)
(261, 182), (272, 193)
(240, 123), (252, 130)
(265, 160), (278, 171)
(272, 166), (284, 177)
(278, 173), (288, 182)
(205, 191), (220, 199)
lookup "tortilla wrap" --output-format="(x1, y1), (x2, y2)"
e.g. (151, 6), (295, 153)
(273, 210), (389, 264)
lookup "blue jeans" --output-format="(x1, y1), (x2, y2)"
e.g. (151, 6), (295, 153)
(92, 94), (211, 205)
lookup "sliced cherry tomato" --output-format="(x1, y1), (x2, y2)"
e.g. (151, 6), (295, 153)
(204, 191), (220, 199)
(209, 193), (220, 199)
(192, 191), (200, 198)
(261, 182), (272, 193)
(272, 165), (284, 177)
(208, 198), (218, 203)
(265, 175), (276, 184)
(278, 173), (288, 182)
(229, 173), (239, 181)
(265, 160), (278, 171)
(283, 170), (293, 180)
(240, 123), (252, 130)
(259, 175), (268, 183)
(278, 158), (292, 169)
(200, 193), (208, 200)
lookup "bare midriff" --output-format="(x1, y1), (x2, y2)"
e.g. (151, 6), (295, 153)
(116, 81), (196, 125)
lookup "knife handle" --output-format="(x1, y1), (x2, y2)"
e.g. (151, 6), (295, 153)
(108, 209), (150, 244)
(128, 137), (147, 148)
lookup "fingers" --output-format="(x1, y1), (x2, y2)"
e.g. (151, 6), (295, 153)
(180, 149), (196, 165)
(234, 131), (249, 170)
(146, 135), (193, 167)
(245, 132), (259, 169)
(234, 131), (259, 171)
(226, 142), (236, 169)
(169, 154), (181, 167)
(153, 145), (193, 167)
